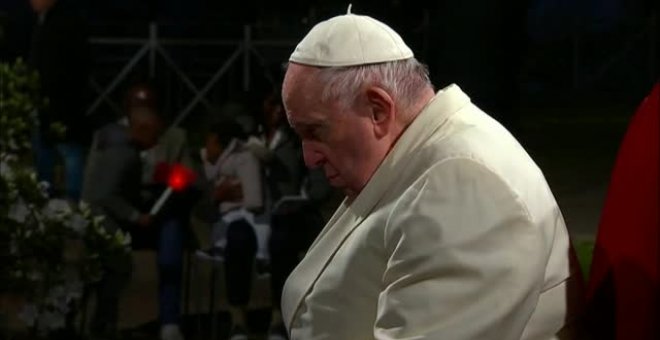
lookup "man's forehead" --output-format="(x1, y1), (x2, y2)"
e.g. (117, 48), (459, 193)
(286, 106), (327, 128)
(283, 65), (327, 126)
(283, 63), (320, 91)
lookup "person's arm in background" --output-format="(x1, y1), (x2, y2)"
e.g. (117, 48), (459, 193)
(190, 147), (222, 223)
(151, 127), (203, 218)
(272, 137), (304, 197)
(82, 142), (146, 227)
(235, 151), (263, 213)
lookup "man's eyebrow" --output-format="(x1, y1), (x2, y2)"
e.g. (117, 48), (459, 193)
(287, 114), (326, 129)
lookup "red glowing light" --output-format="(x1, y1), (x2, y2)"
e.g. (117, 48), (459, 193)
(167, 164), (195, 191)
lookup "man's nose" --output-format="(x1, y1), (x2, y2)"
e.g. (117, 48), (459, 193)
(302, 142), (324, 169)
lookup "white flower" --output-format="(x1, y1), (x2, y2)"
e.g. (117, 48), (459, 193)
(47, 285), (71, 314)
(27, 270), (43, 281)
(114, 229), (132, 248)
(38, 181), (50, 197)
(8, 199), (29, 223)
(0, 158), (12, 179)
(93, 215), (105, 226)
(0, 152), (16, 162)
(69, 213), (88, 234)
(78, 201), (90, 213)
(18, 304), (38, 327)
(122, 232), (132, 248)
(44, 199), (72, 218)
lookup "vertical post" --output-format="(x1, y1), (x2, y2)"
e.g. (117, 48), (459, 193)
(149, 22), (157, 78)
(243, 25), (251, 92)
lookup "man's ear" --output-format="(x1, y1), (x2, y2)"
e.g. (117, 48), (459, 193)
(365, 87), (395, 138)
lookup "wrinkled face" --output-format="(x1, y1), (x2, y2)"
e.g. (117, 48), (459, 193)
(282, 64), (386, 198)
(29, 0), (56, 13)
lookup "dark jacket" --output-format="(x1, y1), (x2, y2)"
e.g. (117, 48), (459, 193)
(29, 0), (90, 144)
(82, 123), (142, 232)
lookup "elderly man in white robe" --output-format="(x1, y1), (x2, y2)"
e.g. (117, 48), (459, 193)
(279, 6), (584, 340)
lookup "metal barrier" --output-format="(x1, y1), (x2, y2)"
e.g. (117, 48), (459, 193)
(87, 14), (656, 126)
(86, 22), (297, 128)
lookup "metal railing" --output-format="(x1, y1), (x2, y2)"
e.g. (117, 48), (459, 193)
(86, 22), (297, 127)
(86, 14), (657, 127)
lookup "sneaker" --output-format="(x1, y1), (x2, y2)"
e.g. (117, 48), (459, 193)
(160, 324), (184, 340)
(228, 325), (248, 340)
(267, 323), (288, 340)
(194, 246), (225, 262)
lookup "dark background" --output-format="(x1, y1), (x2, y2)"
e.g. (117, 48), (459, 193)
(2, 0), (657, 124)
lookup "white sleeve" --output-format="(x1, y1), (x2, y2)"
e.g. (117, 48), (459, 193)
(235, 152), (263, 211)
(375, 158), (548, 340)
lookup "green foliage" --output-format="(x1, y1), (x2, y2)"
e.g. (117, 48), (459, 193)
(0, 59), (131, 336)
(0, 59), (44, 157)
(575, 239), (595, 280)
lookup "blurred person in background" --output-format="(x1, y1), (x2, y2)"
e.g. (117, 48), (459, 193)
(198, 121), (269, 265)
(198, 119), (264, 340)
(82, 98), (161, 340)
(126, 82), (195, 340)
(28, 0), (89, 201)
(83, 82), (196, 340)
(133, 84), (195, 203)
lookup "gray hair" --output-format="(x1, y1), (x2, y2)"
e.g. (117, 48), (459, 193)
(317, 58), (433, 110)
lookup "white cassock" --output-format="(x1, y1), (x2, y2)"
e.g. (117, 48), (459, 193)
(282, 85), (584, 340)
